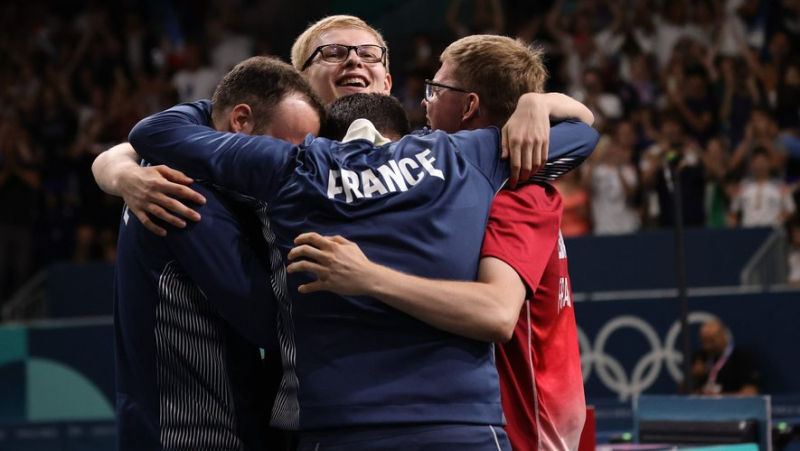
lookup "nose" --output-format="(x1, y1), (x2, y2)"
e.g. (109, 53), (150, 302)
(343, 48), (364, 67)
(420, 97), (428, 110)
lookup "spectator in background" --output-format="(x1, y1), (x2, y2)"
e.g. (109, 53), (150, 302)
(555, 168), (591, 237)
(396, 68), (427, 130)
(788, 220), (800, 286)
(446, 0), (505, 38)
(703, 136), (732, 229)
(743, 30), (792, 112)
(669, 66), (717, 147)
(776, 58), (800, 131)
(640, 112), (706, 228)
(651, 0), (707, 69)
(207, 10), (254, 74)
(716, 56), (760, 148)
(0, 122), (41, 306)
(546, 0), (605, 94)
(571, 68), (623, 132)
(690, 319), (760, 396)
(730, 107), (788, 177)
(622, 53), (658, 108)
(729, 147), (796, 228)
(172, 42), (219, 103)
(70, 115), (123, 262)
(784, 125), (800, 183)
(588, 121), (640, 235)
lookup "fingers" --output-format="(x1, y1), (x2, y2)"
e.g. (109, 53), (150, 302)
(293, 232), (329, 247)
(145, 203), (187, 229)
(155, 165), (194, 186)
(165, 184), (207, 208)
(527, 134), (548, 179)
(132, 209), (167, 237)
(150, 166), (206, 207)
(500, 126), (510, 159)
(287, 244), (326, 262)
(539, 137), (549, 173)
(508, 135), (522, 188)
(297, 281), (324, 294)
(150, 192), (202, 222)
(519, 143), (533, 183)
(286, 259), (325, 276)
(329, 235), (351, 245)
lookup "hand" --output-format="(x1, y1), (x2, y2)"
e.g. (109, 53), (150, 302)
(502, 93), (550, 188)
(118, 165), (206, 236)
(286, 232), (378, 296)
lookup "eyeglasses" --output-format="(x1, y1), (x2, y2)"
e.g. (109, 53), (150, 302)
(301, 44), (387, 71)
(424, 79), (469, 101)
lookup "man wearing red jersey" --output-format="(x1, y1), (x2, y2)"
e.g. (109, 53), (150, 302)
(288, 35), (593, 450)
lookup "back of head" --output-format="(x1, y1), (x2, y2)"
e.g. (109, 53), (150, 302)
(321, 93), (410, 141)
(291, 15), (390, 73)
(440, 35), (547, 127)
(211, 56), (326, 134)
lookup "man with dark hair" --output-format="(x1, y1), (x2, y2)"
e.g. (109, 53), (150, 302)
(108, 56), (322, 450)
(289, 35), (594, 451)
(211, 56), (326, 138)
(125, 88), (597, 449)
(321, 93), (410, 141)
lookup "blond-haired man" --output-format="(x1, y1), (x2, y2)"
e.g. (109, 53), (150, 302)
(291, 34), (590, 451)
(290, 15), (392, 105)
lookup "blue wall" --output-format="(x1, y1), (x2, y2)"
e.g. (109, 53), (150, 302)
(565, 228), (773, 292)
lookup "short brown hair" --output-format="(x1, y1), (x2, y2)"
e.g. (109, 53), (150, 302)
(321, 93), (410, 141)
(211, 56), (326, 134)
(441, 35), (547, 126)
(291, 15), (390, 73)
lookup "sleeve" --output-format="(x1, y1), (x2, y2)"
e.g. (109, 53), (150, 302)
(531, 120), (600, 183)
(128, 100), (296, 202)
(448, 121), (600, 190)
(163, 183), (278, 351)
(480, 184), (562, 293)
(448, 127), (507, 188)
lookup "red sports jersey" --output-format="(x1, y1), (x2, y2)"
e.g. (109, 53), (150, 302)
(481, 184), (586, 451)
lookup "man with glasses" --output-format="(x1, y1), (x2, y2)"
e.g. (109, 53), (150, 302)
(93, 14), (595, 449)
(288, 35), (590, 451)
(291, 15), (392, 106)
(124, 85), (596, 450)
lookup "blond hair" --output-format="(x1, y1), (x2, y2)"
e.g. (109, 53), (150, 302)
(291, 15), (390, 73)
(441, 35), (547, 126)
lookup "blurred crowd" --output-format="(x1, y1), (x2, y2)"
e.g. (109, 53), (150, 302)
(2, 0), (800, 304)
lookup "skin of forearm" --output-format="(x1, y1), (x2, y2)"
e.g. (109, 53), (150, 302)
(536, 92), (595, 125)
(92, 143), (141, 195)
(364, 264), (519, 343)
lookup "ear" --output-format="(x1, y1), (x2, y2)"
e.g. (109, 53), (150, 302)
(229, 104), (255, 134)
(461, 92), (482, 122)
(382, 73), (393, 94)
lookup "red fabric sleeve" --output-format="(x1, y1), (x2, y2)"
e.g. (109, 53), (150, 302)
(480, 183), (563, 294)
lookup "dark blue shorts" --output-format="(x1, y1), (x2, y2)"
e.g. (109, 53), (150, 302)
(296, 424), (510, 451)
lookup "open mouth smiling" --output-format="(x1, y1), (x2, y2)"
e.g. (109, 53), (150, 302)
(336, 76), (370, 88)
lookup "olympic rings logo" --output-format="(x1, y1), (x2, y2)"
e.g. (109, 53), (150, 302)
(577, 311), (719, 401)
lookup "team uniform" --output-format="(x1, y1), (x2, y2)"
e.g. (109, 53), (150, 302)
(481, 184), (585, 451)
(114, 182), (282, 450)
(129, 100), (598, 448)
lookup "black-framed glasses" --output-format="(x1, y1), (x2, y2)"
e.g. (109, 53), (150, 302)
(423, 79), (471, 101)
(301, 44), (387, 71)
